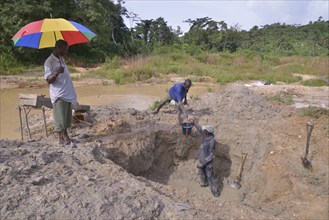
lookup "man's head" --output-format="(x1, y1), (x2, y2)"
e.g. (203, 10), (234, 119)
(202, 125), (215, 135)
(54, 40), (68, 56)
(184, 79), (192, 90)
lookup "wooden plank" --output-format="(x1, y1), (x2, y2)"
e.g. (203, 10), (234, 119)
(39, 97), (52, 109)
(19, 94), (39, 99)
(74, 104), (90, 112)
(19, 94), (40, 106)
(19, 94), (52, 108)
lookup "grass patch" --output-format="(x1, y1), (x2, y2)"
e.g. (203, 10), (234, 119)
(112, 71), (124, 85)
(67, 65), (78, 73)
(190, 95), (200, 100)
(41, 50), (329, 87)
(301, 79), (329, 87)
(207, 87), (213, 93)
(265, 94), (294, 105)
(300, 106), (329, 118)
(0, 52), (24, 75)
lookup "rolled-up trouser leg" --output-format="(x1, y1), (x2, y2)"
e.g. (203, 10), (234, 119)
(198, 166), (208, 186)
(53, 99), (72, 132)
(156, 93), (171, 112)
(205, 162), (219, 194)
(178, 106), (183, 125)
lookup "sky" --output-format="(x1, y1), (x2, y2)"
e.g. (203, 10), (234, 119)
(122, 0), (329, 33)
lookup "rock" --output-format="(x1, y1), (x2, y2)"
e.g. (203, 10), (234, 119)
(32, 176), (46, 185)
(173, 202), (192, 211)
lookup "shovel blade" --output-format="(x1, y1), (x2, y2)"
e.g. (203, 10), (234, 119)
(301, 156), (313, 171)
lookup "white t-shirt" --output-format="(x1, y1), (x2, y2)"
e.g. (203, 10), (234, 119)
(44, 53), (77, 104)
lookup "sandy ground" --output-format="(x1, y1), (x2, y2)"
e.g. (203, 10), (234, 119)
(0, 73), (328, 219)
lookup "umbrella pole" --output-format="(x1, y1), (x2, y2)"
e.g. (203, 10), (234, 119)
(53, 31), (63, 67)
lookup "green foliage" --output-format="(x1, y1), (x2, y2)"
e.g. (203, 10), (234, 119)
(0, 52), (24, 75)
(67, 65), (78, 73)
(87, 67), (108, 78)
(241, 21), (329, 56)
(300, 106), (329, 118)
(102, 56), (123, 70)
(0, 0), (328, 77)
(265, 95), (294, 105)
(190, 95), (200, 100)
(183, 43), (204, 56)
(90, 47), (327, 86)
(301, 79), (329, 87)
(70, 76), (80, 81)
(207, 87), (213, 92)
(0, 0), (135, 66)
(112, 69), (126, 85)
(135, 17), (177, 46)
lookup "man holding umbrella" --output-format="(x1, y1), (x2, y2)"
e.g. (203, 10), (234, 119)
(44, 40), (77, 147)
(12, 18), (96, 146)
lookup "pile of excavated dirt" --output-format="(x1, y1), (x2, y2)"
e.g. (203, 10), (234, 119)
(1, 84), (328, 219)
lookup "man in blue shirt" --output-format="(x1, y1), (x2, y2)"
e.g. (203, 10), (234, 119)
(154, 79), (192, 124)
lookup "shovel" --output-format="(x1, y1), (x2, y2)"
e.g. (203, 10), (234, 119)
(301, 121), (314, 170)
(231, 152), (248, 190)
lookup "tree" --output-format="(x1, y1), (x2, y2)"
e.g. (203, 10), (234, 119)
(183, 17), (232, 52)
(134, 18), (176, 45)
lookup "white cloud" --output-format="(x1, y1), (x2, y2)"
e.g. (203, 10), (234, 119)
(305, 1), (329, 22)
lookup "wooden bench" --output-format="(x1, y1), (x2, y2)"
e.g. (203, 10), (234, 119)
(18, 94), (91, 141)
(18, 94), (52, 141)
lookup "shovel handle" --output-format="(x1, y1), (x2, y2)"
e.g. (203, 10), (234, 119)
(305, 122), (314, 157)
(236, 153), (248, 180)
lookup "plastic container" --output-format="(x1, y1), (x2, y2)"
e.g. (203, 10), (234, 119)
(182, 122), (193, 135)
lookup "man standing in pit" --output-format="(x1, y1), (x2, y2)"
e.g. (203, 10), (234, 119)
(192, 118), (220, 197)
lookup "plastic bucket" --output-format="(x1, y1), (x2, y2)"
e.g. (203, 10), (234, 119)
(182, 122), (193, 135)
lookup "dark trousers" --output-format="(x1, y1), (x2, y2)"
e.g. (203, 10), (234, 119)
(198, 161), (219, 195)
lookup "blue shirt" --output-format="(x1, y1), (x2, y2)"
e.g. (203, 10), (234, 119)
(169, 82), (187, 102)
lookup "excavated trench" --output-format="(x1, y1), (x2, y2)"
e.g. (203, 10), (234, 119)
(92, 126), (232, 191)
(4, 83), (328, 219)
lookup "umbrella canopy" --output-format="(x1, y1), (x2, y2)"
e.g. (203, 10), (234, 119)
(12, 18), (96, 49)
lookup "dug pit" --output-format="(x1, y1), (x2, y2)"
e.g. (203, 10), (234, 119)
(4, 83), (327, 219)
(92, 125), (232, 195)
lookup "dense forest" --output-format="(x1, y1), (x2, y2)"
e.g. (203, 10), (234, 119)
(0, 0), (328, 74)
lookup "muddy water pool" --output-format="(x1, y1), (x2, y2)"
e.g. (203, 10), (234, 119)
(0, 83), (216, 140)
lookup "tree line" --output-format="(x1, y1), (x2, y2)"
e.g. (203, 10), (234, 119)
(0, 0), (328, 69)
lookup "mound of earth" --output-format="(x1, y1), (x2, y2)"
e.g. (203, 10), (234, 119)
(1, 84), (328, 219)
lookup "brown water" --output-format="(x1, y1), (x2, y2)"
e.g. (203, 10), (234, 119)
(0, 83), (215, 140)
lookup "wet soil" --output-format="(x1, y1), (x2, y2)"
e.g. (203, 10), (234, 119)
(0, 73), (328, 219)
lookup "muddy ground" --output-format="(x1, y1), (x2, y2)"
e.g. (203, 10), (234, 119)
(0, 75), (328, 219)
